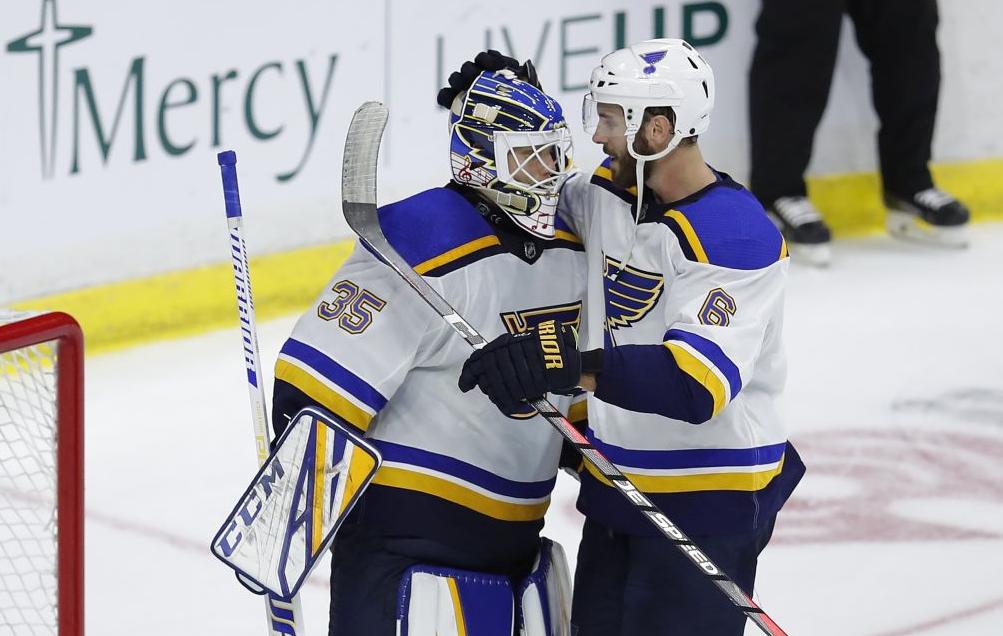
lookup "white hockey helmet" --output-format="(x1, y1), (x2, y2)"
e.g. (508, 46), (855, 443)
(583, 38), (715, 162)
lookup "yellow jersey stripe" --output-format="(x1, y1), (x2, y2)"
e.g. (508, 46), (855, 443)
(664, 342), (727, 416)
(593, 165), (639, 196)
(275, 360), (374, 432)
(372, 466), (550, 522)
(584, 455), (786, 493)
(311, 422), (328, 555)
(569, 399), (587, 423)
(664, 210), (709, 263)
(447, 577), (468, 636)
(780, 236), (789, 260)
(414, 236), (501, 275)
(553, 229), (583, 244)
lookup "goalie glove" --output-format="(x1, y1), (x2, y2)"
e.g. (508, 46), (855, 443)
(458, 320), (599, 415)
(436, 49), (542, 109)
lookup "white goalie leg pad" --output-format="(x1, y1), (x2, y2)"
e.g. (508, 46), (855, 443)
(517, 537), (573, 636)
(397, 565), (515, 636)
(211, 406), (381, 599)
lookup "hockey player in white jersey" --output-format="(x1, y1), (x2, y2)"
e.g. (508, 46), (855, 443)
(459, 41), (805, 635)
(271, 65), (584, 635)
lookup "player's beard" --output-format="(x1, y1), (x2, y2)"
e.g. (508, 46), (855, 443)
(607, 135), (660, 190)
(608, 150), (637, 190)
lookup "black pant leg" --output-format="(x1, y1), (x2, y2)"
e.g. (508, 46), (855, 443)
(749, 0), (845, 204)
(570, 519), (629, 635)
(618, 518), (777, 636)
(847, 0), (940, 196)
(328, 530), (410, 635)
(572, 518), (778, 635)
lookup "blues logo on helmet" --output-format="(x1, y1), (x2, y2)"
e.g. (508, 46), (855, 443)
(447, 70), (574, 240)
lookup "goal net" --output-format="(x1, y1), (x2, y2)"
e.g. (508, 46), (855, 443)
(0, 311), (83, 636)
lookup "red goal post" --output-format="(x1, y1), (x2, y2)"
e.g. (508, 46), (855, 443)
(0, 311), (84, 636)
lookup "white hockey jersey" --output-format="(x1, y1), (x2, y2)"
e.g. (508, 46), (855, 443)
(557, 160), (804, 536)
(272, 184), (587, 559)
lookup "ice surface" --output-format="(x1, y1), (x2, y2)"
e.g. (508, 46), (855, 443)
(83, 225), (1003, 635)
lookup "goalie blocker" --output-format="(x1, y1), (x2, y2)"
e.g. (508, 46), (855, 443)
(211, 406), (381, 599)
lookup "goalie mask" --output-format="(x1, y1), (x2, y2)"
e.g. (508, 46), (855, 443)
(448, 70), (574, 240)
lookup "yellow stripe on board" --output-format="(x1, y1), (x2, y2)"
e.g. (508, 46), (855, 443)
(274, 360), (374, 432)
(311, 422), (328, 556)
(0, 343), (57, 377)
(584, 455), (786, 493)
(372, 466), (550, 522)
(10, 159), (1001, 357)
(447, 577), (468, 636)
(12, 240), (356, 355)
(664, 342), (727, 416)
(663, 210), (709, 263)
(414, 236), (501, 275)
(808, 159), (1003, 237)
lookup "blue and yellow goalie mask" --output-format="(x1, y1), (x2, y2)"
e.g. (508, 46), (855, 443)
(448, 70), (575, 240)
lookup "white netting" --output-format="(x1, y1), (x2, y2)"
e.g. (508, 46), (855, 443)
(0, 310), (60, 635)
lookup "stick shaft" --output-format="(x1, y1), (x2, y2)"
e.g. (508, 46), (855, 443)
(218, 150), (307, 636)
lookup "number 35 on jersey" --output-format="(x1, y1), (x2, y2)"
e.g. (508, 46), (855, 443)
(317, 279), (387, 334)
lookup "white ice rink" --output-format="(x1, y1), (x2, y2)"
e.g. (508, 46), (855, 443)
(83, 225), (1003, 635)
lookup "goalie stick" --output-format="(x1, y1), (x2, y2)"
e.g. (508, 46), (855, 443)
(218, 150), (307, 636)
(340, 101), (789, 636)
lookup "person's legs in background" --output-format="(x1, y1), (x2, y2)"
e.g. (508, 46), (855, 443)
(749, 0), (845, 266)
(848, 0), (970, 246)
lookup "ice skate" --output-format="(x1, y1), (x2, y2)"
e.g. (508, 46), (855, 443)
(767, 196), (833, 267)
(885, 188), (970, 248)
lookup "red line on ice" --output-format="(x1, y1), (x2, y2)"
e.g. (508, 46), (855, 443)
(871, 596), (1003, 635)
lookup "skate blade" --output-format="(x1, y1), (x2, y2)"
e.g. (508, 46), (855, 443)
(886, 211), (969, 249)
(788, 242), (831, 267)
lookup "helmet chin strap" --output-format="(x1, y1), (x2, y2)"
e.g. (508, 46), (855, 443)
(610, 131), (682, 281)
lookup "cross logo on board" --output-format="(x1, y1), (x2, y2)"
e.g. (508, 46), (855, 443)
(7, 0), (93, 179)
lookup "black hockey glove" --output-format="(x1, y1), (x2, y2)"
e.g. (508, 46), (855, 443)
(458, 320), (579, 415)
(436, 49), (541, 109)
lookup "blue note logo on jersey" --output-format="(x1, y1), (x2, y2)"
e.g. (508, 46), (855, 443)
(603, 255), (664, 331)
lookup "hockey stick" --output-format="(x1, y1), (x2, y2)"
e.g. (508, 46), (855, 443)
(217, 150), (306, 636)
(340, 102), (789, 636)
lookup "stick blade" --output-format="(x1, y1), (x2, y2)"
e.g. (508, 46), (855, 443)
(342, 101), (389, 207)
